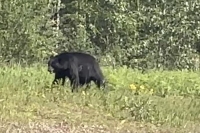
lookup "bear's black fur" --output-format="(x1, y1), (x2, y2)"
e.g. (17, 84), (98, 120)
(51, 65), (92, 88)
(48, 52), (105, 92)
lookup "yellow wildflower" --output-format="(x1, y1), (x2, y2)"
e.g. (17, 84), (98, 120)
(82, 91), (86, 95)
(140, 85), (145, 90)
(130, 84), (137, 90)
(149, 89), (154, 95)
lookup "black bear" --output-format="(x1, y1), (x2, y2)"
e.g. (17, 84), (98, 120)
(51, 64), (92, 88)
(48, 52), (105, 92)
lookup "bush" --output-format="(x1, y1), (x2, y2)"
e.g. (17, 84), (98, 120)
(0, 0), (200, 70)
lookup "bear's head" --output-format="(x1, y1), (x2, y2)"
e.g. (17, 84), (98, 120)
(47, 55), (56, 73)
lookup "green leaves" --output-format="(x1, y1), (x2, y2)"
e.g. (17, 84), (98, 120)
(0, 0), (64, 63)
(0, 0), (200, 70)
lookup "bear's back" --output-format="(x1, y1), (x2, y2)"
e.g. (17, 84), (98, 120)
(56, 52), (98, 64)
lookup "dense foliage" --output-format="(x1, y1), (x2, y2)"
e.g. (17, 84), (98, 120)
(0, 0), (200, 70)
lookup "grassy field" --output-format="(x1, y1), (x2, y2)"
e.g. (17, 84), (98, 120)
(0, 64), (200, 132)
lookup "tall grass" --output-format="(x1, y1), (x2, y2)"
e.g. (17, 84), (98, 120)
(0, 64), (200, 132)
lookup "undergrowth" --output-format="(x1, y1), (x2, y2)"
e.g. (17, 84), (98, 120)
(0, 64), (200, 132)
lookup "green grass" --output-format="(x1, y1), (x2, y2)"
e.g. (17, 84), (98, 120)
(0, 64), (200, 132)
